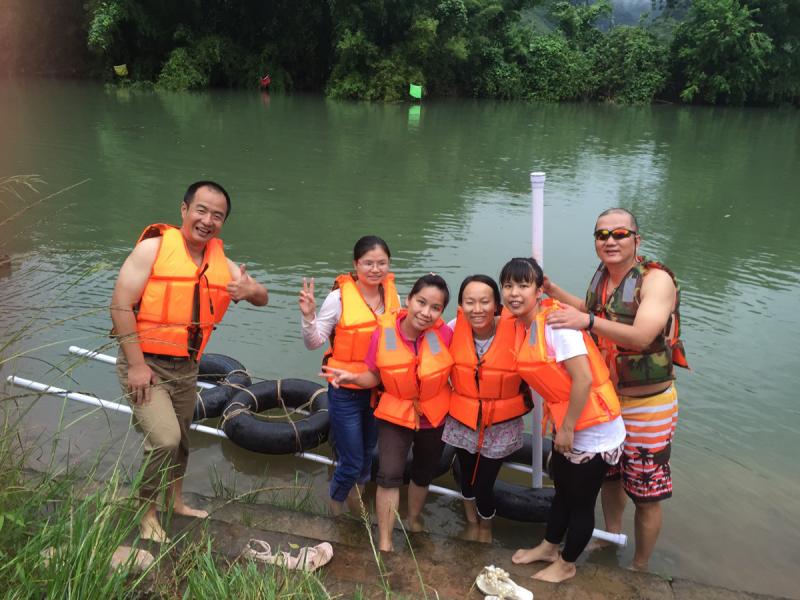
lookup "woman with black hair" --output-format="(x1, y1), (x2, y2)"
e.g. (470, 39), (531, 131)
(501, 257), (625, 583)
(299, 236), (400, 516)
(323, 273), (453, 552)
(444, 274), (529, 543)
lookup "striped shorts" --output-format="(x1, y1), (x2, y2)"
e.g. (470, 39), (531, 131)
(606, 384), (678, 502)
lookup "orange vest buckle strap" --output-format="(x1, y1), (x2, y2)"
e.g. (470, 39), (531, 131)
(135, 224), (231, 360)
(323, 273), (400, 389)
(449, 309), (528, 431)
(373, 311), (453, 430)
(516, 299), (620, 432)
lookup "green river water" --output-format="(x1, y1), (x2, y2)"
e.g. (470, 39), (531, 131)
(1, 80), (799, 597)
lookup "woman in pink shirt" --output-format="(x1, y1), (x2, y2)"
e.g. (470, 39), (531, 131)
(323, 274), (454, 552)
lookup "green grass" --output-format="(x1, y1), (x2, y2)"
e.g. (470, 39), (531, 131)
(208, 464), (324, 515)
(0, 177), (434, 599)
(0, 396), (343, 599)
(179, 537), (331, 599)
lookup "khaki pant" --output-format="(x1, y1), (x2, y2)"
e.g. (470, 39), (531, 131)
(117, 352), (199, 501)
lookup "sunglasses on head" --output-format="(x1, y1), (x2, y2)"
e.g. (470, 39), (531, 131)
(593, 228), (638, 241)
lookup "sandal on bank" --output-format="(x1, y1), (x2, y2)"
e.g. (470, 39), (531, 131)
(244, 539), (333, 572)
(243, 540), (296, 568)
(475, 565), (533, 600)
(295, 542), (334, 572)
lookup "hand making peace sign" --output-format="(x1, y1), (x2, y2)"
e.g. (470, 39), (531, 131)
(298, 277), (317, 319)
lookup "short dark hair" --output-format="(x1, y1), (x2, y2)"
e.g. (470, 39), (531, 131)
(183, 181), (232, 220)
(596, 207), (638, 231)
(353, 235), (391, 261)
(409, 273), (450, 309)
(499, 257), (544, 288)
(458, 274), (502, 316)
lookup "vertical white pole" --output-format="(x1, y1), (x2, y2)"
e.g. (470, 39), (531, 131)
(530, 172), (546, 488)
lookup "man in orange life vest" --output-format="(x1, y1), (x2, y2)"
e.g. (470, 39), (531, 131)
(544, 207), (688, 572)
(111, 181), (268, 542)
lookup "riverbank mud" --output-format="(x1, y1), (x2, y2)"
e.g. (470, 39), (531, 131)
(156, 492), (783, 600)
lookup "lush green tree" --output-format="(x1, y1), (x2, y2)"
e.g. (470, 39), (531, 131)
(747, 0), (800, 104)
(522, 33), (591, 101)
(86, 0), (331, 89)
(670, 0), (773, 104)
(81, 0), (798, 105)
(550, 0), (611, 49)
(595, 25), (668, 103)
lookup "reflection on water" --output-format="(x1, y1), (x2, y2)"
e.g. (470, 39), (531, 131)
(1, 81), (799, 598)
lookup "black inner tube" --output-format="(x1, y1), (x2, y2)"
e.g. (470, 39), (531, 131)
(193, 353), (251, 421)
(450, 434), (555, 523)
(221, 379), (329, 454)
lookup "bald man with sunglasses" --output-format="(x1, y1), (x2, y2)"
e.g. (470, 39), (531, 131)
(543, 207), (688, 572)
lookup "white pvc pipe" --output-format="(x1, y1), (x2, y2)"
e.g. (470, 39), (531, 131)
(5, 374), (625, 546)
(530, 172), (546, 489)
(591, 529), (627, 546)
(7, 376), (225, 437)
(6, 375), (324, 462)
(69, 346), (215, 390)
(59, 354), (537, 469)
(69, 346), (118, 365)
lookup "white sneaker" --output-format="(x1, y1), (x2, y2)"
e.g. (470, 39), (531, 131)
(475, 565), (533, 600)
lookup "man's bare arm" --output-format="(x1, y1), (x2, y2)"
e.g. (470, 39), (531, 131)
(110, 237), (159, 404)
(548, 269), (675, 350)
(544, 277), (587, 311)
(227, 260), (269, 306)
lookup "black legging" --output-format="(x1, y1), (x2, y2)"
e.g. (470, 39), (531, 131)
(545, 450), (609, 562)
(456, 448), (504, 519)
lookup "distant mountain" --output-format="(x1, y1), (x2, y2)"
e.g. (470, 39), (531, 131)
(523, 1), (668, 32)
(611, 0), (658, 25)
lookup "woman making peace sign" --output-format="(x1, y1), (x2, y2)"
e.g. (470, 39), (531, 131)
(299, 236), (400, 516)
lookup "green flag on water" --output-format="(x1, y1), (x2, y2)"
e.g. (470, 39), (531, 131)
(409, 83), (423, 99)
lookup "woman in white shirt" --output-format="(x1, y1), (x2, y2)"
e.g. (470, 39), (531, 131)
(298, 236), (400, 516)
(501, 257), (626, 583)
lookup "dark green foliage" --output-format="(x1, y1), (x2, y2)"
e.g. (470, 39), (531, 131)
(747, 0), (800, 104)
(551, 0), (612, 49)
(85, 0), (331, 90)
(595, 26), (668, 103)
(82, 0), (800, 105)
(670, 0), (772, 104)
(523, 33), (592, 101)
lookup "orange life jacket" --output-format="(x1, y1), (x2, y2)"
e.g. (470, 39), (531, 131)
(449, 309), (528, 431)
(323, 273), (400, 388)
(515, 299), (620, 431)
(373, 311), (453, 429)
(134, 224), (231, 360)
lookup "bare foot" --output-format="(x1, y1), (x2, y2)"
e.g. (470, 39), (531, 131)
(533, 557), (577, 583)
(629, 560), (649, 572)
(329, 499), (345, 517)
(346, 487), (365, 516)
(172, 503), (208, 518)
(140, 512), (170, 543)
(585, 538), (612, 552)
(461, 522), (479, 542)
(407, 515), (425, 533)
(512, 541), (559, 565)
(477, 519), (493, 544)
(378, 541), (394, 553)
(463, 499), (478, 524)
